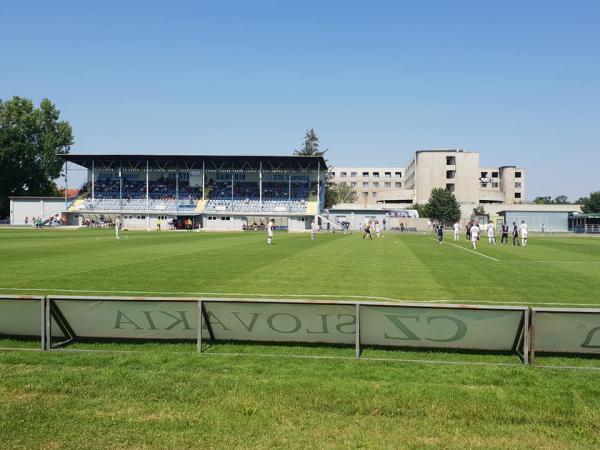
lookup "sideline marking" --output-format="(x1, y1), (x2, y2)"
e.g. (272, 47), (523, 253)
(4, 346), (600, 373)
(0, 287), (598, 307)
(506, 260), (600, 264)
(429, 237), (501, 262)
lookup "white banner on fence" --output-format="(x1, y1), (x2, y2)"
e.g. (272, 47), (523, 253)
(53, 299), (357, 344)
(534, 310), (600, 354)
(0, 298), (42, 337)
(360, 305), (524, 351)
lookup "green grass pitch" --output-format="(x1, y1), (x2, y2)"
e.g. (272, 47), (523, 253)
(0, 227), (599, 305)
(1, 228), (600, 449)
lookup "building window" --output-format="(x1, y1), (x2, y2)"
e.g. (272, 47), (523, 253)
(384, 182), (391, 188)
(446, 156), (455, 165)
(351, 182), (357, 188)
(492, 182), (499, 188)
(373, 182), (379, 188)
(351, 172), (357, 178)
(446, 183), (455, 192)
(395, 171), (402, 178)
(372, 192), (377, 198)
(395, 182), (401, 188)
(362, 182), (369, 188)
(514, 192), (522, 199)
(515, 172), (522, 178)
(446, 170), (455, 179)
(362, 192), (368, 198)
(331, 172), (336, 178)
(362, 172), (369, 177)
(340, 172), (347, 178)
(515, 182), (522, 188)
(221, 216), (231, 220)
(384, 172), (391, 178)
(372, 172), (379, 178)
(492, 171), (499, 178)
(481, 171), (488, 178)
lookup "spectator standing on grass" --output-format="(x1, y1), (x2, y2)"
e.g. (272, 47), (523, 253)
(470, 222), (480, 250)
(501, 222), (509, 245)
(437, 224), (444, 243)
(453, 222), (460, 241)
(466, 221), (472, 241)
(520, 220), (529, 247)
(512, 222), (520, 246)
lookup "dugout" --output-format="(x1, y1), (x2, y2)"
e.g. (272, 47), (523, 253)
(569, 213), (600, 233)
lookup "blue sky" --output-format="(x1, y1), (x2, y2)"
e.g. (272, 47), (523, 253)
(1, 0), (599, 200)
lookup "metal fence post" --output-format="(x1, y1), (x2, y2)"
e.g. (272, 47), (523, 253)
(40, 297), (46, 351)
(355, 303), (361, 358)
(530, 309), (536, 366)
(45, 297), (52, 350)
(523, 308), (530, 365)
(197, 300), (203, 353)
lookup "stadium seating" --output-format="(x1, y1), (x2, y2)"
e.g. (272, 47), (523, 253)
(73, 177), (317, 214)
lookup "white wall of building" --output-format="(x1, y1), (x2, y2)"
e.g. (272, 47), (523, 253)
(10, 198), (67, 225)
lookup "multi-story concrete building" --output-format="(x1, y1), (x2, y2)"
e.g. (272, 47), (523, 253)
(329, 167), (405, 205)
(330, 149), (526, 217)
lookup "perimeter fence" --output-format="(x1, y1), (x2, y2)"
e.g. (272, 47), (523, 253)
(2, 294), (600, 365)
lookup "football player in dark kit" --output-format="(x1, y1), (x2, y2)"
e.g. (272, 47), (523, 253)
(512, 221), (520, 245)
(501, 222), (509, 244)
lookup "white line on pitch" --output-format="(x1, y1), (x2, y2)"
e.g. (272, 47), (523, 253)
(506, 260), (600, 264)
(0, 287), (598, 307)
(429, 237), (500, 262)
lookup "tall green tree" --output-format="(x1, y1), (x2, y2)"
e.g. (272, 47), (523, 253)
(422, 188), (461, 224)
(0, 96), (73, 218)
(325, 183), (357, 208)
(294, 128), (327, 157)
(293, 129), (334, 210)
(581, 191), (600, 213)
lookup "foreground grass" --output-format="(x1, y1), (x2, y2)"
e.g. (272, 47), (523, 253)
(1, 228), (600, 305)
(1, 342), (600, 449)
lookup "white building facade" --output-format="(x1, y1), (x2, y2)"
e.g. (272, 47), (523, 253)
(330, 150), (527, 218)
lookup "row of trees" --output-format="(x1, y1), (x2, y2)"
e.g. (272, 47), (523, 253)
(0, 96), (73, 218)
(533, 193), (600, 213)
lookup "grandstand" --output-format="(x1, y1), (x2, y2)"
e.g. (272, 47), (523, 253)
(62, 154), (326, 231)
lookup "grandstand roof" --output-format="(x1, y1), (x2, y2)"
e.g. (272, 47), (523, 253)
(62, 154), (328, 171)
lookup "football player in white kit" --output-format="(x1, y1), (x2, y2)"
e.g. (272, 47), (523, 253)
(267, 219), (274, 245)
(520, 220), (528, 246)
(470, 222), (480, 250)
(487, 222), (496, 245)
(375, 220), (381, 238)
(115, 215), (121, 240)
(453, 222), (460, 241)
